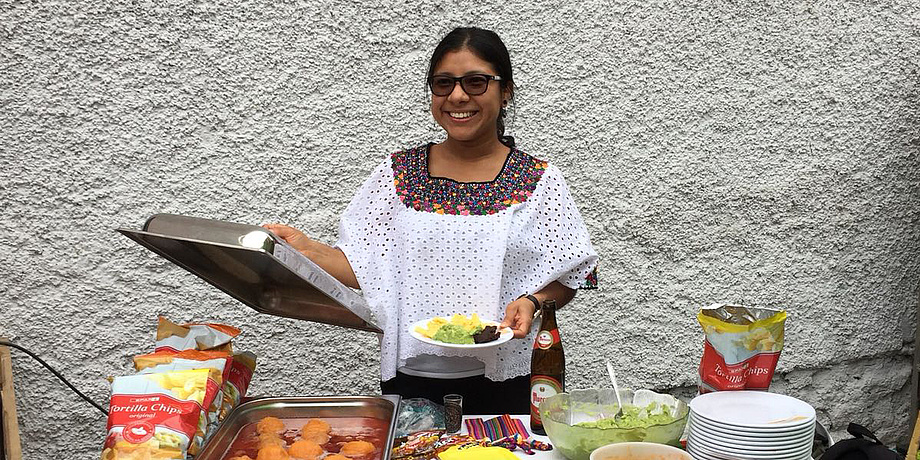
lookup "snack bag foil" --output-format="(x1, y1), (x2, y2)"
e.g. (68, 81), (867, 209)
(155, 316), (240, 353)
(134, 350), (232, 438)
(391, 430), (444, 460)
(220, 351), (257, 421)
(101, 368), (220, 459)
(698, 304), (786, 393)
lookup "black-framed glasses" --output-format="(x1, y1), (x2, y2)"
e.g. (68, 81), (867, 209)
(429, 74), (502, 96)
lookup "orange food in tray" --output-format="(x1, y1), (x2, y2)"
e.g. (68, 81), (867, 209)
(340, 440), (376, 457)
(258, 433), (285, 448)
(301, 419), (331, 444)
(256, 417), (286, 435)
(221, 416), (382, 460)
(256, 444), (290, 460)
(289, 439), (323, 459)
(303, 419), (331, 433)
(301, 431), (329, 445)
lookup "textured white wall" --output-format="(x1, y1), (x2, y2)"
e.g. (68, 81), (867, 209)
(1, 1), (919, 458)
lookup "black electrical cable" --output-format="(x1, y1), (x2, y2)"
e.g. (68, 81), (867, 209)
(0, 340), (108, 417)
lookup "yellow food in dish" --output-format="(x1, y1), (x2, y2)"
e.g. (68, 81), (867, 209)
(414, 313), (488, 338)
(415, 317), (448, 337)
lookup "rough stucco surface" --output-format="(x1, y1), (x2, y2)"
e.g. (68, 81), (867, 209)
(0, 0), (918, 458)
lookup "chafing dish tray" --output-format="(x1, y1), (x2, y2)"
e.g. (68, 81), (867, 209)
(197, 395), (400, 460)
(118, 213), (381, 333)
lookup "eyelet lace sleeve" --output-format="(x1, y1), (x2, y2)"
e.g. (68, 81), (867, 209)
(501, 163), (599, 297)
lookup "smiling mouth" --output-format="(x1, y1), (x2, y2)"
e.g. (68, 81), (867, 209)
(448, 111), (476, 119)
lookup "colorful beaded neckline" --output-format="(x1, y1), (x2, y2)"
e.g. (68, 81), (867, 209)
(391, 144), (548, 215)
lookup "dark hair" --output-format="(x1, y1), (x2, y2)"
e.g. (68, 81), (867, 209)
(427, 27), (515, 148)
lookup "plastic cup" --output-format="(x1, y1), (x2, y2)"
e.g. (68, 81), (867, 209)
(443, 394), (463, 433)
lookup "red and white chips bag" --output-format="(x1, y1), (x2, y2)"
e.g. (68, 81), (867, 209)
(101, 368), (221, 459)
(155, 316), (240, 353)
(134, 350), (232, 439)
(220, 351), (256, 420)
(698, 303), (787, 393)
(150, 318), (256, 420)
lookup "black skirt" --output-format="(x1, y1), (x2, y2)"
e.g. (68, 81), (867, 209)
(380, 371), (531, 415)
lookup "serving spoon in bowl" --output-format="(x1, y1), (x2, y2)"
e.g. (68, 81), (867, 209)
(606, 359), (624, 419)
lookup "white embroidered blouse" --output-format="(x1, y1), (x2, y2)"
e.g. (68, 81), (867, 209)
(335, 144), (598, 381)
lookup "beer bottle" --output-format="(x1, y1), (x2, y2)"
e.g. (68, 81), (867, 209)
(530, 300), (564, 435)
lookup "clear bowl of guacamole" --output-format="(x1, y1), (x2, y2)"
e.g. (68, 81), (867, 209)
(540, 388), (689, 460)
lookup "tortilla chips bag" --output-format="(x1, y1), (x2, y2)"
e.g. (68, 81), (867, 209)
(155, 316), (240, 353)
(134, 350), (233, 438)
(221, 351), (256, 420)
(697, 303), (786, 393)
(151, 318), (256, 419)
(101, 368), (221, 459)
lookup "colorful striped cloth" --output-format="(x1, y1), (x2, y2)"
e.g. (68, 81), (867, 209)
(464, 415), (531, 441)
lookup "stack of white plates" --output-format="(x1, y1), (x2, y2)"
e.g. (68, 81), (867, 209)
(686, 391), (816, 460)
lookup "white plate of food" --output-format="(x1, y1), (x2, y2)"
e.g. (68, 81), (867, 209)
(409, 314), (514, 349)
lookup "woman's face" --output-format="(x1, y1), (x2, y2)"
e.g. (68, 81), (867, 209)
(430, 48), (509, 145)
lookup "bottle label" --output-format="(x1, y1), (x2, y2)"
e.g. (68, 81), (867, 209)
(530, 375), (562, 424)
(534, 329), (560, 350)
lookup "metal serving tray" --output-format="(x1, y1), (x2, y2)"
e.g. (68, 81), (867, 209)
(118, 213), (382, 333)
(196, 395), (400, 460)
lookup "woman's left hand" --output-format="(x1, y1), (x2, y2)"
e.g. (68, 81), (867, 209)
(500, 297), (537, 339)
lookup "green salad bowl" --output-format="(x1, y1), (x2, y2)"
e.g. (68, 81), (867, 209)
(539, 388), (689, 460)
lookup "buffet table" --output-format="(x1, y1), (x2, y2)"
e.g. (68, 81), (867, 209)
(460, 415), (563, 460)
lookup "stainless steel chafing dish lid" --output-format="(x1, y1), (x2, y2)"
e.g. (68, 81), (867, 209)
(118, 213), (382, 333)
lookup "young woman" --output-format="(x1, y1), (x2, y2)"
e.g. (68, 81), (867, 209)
(265, 27), (598, 414)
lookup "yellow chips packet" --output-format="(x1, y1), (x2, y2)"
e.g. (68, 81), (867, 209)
(101, 368), (222, 459)
(697, 304), (786, 393)
(134, 350), (233, 440)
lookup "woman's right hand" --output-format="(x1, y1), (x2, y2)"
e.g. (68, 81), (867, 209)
(261, 223), (360, 289)
(262, 223), (313, 255)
